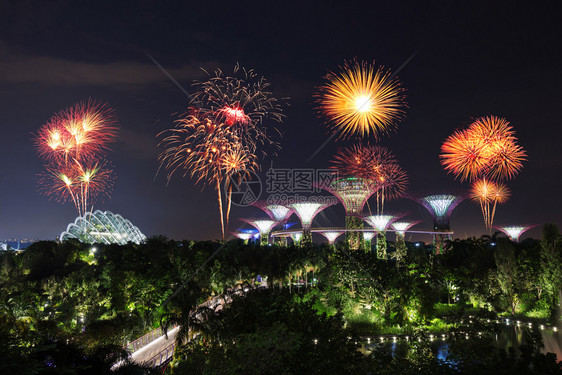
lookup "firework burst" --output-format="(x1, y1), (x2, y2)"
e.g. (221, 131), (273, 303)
(158, 64), (286, 237)
(34, 100), (117, 218)
(316, 60), (406, 139)
(440, 116), (526, 181)
(331, 144), (408, 214)
(470, 178), (510, 229)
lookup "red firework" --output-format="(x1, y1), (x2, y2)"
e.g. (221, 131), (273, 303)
(35, 100), (118, 217)
(331, 144), (408, 213)
(35, 100), (117, 164)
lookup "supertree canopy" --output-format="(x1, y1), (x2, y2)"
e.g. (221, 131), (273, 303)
(252, 201), (293, 222)
(319, 177), (377, 250)
(363, 214), (400, 259)
(330, 144), (408, 215)
(411, 194), (465, 231)
(321, 177), (376, 215)
(289, 202), (335, 245)
(240, 218), (277, 245)
(231, 230), (257, 242)
(363, 214), (398, 232)
(495, 225), (537, 242)
(391, 220), (420, 236)
(60, 210), (146, 245)
(391, 220), (420, 265)
(318, 231), (344, 245)
(289, 232), (303, 244)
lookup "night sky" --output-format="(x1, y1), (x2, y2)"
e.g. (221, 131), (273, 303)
(1, 1), (561, 242)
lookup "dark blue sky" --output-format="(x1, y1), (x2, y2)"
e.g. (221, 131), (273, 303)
(0, 1), (560, 241)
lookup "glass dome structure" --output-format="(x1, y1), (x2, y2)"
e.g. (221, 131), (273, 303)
(60, 210), (146, 245)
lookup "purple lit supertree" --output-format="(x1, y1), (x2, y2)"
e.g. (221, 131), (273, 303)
(289, 201), (335, 246)
(252, 201), (293, 222)
(363, 213), (401, 258)
(409, 193), (465, 254)
(391, 220), (420, 264)
(495, 225), (537, 242)
(319, 177), (377, 250)
(318, 230), (344, 246)
(240, 218), (277, 245)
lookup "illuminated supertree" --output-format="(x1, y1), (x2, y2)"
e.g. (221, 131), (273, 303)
(409, 193), (465, 254)
(318, 231), (344, 246)
(331, 144), (408, 223)
(158, 64), (286, 238)
(252, 201), (293, 222)
(231, 230), (258, 243)
(319, 177), (377, 250)
(315, 60), (406, 139)
(289, 202), (335, 246)
(495, 225), (537, 242)
(363, 214), (400, 259)
(34, 100), (118, 218)
(289, 232), (303, 245)
(391, 221), (420, 263)
(240, 219), (277, 245)
(363, 232), (376, 252)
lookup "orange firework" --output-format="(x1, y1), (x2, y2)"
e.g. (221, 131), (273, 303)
(316, 60), (406, 139)
(440, 116), (526, 181)
(331, 144), (408, 214)
(470, 178), (510, 229)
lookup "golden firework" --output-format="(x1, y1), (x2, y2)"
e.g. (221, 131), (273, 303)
(316, 60), (406, 139)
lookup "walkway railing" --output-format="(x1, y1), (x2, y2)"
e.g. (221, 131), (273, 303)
(145, 342), (176, 367)
(125, 325), (176, 354)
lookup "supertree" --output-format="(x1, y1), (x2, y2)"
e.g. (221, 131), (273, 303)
(34, 100), (118, 218)
(362, 231), (376, 252)
(289, 202), (335, 246)
(363, 214), (400, 259)
(495, 225), (537, 242)
(408, 193), (465, 254)
(289, 232), (303, 245)
(240, 218), (277, 246)
(318, 231), (344, 246)
(440, 116), (526, 229)
(391, 221), (420, 263)
(315, 60), (406, 139)
(231, 230), (258, 243)
(252, 201), (293, 222)
(319, 177), (377, 250)
(158, 64), (286, 238)
(331, 144), (408, 215)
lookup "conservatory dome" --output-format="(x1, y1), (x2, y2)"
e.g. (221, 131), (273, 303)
(60, 210), (147, 245)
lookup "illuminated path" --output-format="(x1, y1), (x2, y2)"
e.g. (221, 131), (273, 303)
(131, 326), (179, 366)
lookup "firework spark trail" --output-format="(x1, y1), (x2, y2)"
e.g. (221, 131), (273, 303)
(470, 178), (510, 229)
(316, 60), (406, 140)
(35, 100), (117, 218)
(158, 65), (286, 237)
(330, 144), (408, 215)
